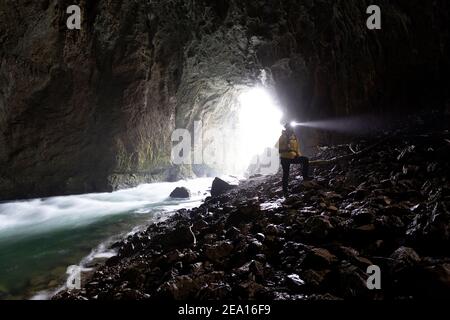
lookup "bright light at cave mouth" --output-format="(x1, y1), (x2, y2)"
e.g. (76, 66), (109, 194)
(236, 87), (283, 172)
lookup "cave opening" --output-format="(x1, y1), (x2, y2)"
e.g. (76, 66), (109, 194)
(182, 82), (285, 178)
(235, 86), (283, 174)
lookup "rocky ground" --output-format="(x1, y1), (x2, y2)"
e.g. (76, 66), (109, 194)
(55, 121), (450, 300)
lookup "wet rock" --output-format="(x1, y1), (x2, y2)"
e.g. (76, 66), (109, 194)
(353, 224), (376, 236)
(196, 271), (226, 288)
(205, 241), (234, 262)
(249, 260), (265, 281)
(335, 246), (360, 259)
(197, 282), (232, 300)
(105, 256), (121, 267)
(286, 274), (305, 292)
(255, 233), (266, 242)
(335, 262), (370, 298)
(348, 189), (367, 201)
(118, 242), (137, 258)
(247, 239), (263, 256)
(327, 205), (339, 213)
(302, 248), (337, 269)
(281, 242), (310, 256)
(157, 226), (195, 249)
(306, 293), (342, 301)
(237, 260), (265, 282)
(418, 262), (450, 299)
(272, 291), (294, 300)
(202, 234), (218, 244)
(189, 262), (205, 274)
(160, 250), (184, 266)
(226, 202), (260, 226)
(386, 247), (422, 295)
(302, 269), (330, 289)
(302, 181), (320, 189)
(397, 145), (416, 161)
(225, 227), (242, 241)
(376, 215), (405, 234)
(169, 187), (191, 199)
(265, 224), (281, 236)
(158, 275), (197, 300)
(192, 220), (209, 232)
(255, 254), (267, 263)
(120, 267), (146, 287)
(407, 202), (450, 249)
(389, 247), (421, 274)
(237, 281), (266, 300)
(321, 191), (342, 200)
(303, 216), (334, 240)
(211, 178), (237, 197)
(351, 207), (376, 225)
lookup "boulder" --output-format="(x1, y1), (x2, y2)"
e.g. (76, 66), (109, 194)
(225, 227), (242, 240)
(388, 247), (422, 294)
(156, 226), (194, 249)
(237, 281), (266, 300)
(302, 248), (338, 269)
(389, 246), (421, 273)
(302, 269), (330, 289)
(211, 177), (237, 197)
(169, 187), (191, 199)
(335, 262), (370, 298)
(159, 275), (197, 300)
(303, 216), (334, 240)
(226, 203), (260, 226)
(205, 241), (234, 262)
(351, 207), (376, 225)
(247, 240), (263, 255)
(249, 260), (265, 281)
(286, 274), (305, 292)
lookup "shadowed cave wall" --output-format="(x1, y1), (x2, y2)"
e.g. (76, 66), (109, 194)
(0, 0), (449, 200)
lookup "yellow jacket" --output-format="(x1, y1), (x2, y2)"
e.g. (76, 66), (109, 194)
(278, 131), (301, 159)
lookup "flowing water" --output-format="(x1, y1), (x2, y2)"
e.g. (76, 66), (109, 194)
(0, 178), (214, 300)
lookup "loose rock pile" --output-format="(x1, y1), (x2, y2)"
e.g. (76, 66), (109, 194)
(55, 125), (450, 300)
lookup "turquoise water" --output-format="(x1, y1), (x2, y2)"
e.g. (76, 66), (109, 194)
(0, 178), (213, 300)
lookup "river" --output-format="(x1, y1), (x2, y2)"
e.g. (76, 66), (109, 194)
(0, 178), (214, 300)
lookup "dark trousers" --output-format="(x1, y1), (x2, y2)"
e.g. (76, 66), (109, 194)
(281, 156), (309, 193)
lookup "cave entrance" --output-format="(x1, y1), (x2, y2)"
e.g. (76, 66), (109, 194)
(235, 87), (284, 174)
(192, 86), (284, 177)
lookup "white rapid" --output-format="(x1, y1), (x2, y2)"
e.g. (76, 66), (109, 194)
(0, 178), (214, 300)
(0, 178), (213, 240)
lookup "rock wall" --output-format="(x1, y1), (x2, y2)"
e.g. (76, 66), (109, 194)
(0, 0), (184, 199)
(1, 0), (448, 200)
(256, 0), (450, 119)
(258, 0), (450, 150)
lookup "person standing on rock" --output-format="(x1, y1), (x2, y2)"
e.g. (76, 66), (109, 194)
(278, 123), (310, 196)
